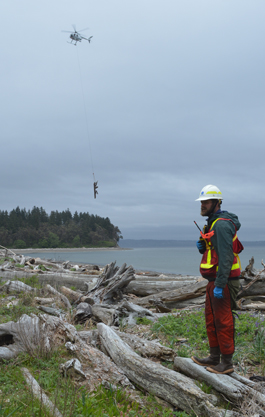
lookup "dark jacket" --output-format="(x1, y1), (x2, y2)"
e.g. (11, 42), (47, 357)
(206, 211), (241, 288)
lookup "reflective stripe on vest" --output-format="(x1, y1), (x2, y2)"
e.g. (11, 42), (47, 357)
(200, 218), (242, 277)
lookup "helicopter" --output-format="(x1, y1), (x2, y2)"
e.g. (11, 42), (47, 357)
(62, 25), (93, 45)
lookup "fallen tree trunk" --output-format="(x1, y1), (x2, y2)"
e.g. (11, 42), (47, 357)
(34, 297), (55, 305)
(0, 280), (34, 294)
(238, 257), (265, 297)
(86, 262), (136, 304)
(114, 329), (174, 360)
(78, 327), (174, 361)
(32, 257), (62, 269)
(65, 338), (134, 392)
(241, 257), (265, 279)
(134, 279), (207, 308)
(90, 304), (120, 326)
(238, 301), (265, 310)
(238, 279), (265, 297)
(60, 286), (86, 304)
(97, 323), (236, 416)
(174, 357), (265, 415)
(125, 279), (199, 296)
(46, 284), (71, 309)
(0, 313), (134, 393)
(0, 270), (98, 291)
(22, 367), (63, 417)
(169, 294), (206, 309)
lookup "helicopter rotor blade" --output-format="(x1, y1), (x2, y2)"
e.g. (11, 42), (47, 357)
(78, 27), (90, 32)
(72, 24), (77, 32)
(61, 30), (73, 33)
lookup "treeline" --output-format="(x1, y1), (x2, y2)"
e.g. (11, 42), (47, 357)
(0, 207), (122, 249)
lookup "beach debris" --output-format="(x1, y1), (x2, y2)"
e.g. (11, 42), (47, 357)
(113, 329), (174, 361)
(83, 261), (136, 304)
(2, 249), (265, 415)
(22, 367), (63, 417)
(174, 357), (265, 406)
(97, 323), (235, 417)
(34, 297), (55, 305)
(59, 358), (86, 379)
(37, 305), (63, 317)
(46, 284), (72, 309)
(125, 275), (199, 297)
(0, 280), (34, 294)
(74, 302), (93, 323)
(133, 279), (208, 309)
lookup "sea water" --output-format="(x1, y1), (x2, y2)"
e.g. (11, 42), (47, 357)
(23, 245), (265, 276)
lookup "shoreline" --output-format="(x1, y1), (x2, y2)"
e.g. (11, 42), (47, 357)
(13, 247), (130, 253)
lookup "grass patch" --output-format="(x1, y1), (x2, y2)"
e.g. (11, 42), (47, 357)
(136, 317), (153, 325)
(151, 310), (265, 364)
(0, 302), (40, 324)
(0, 353), (182, 417)
(151, 311), (208, 356)
(18, 275), (40, 288)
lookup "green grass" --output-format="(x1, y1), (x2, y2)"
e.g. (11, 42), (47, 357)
(18, 275), (41, 288)
(0, 352), (184, 417)
(151, 310), (208, 356)
(0, 304), (39, 324)
(2, 279), (263, 416)
(136, 317), (153, 325)
(151, 310), (265, 363)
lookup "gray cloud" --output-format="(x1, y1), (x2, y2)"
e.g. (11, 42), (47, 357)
(1, 0), (265, 241)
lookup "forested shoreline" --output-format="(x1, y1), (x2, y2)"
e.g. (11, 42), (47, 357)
(0, 207), (122, 249)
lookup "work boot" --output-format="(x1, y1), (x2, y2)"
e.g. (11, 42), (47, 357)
(206, 354), (234, 374)
(191, 347), (220, 367)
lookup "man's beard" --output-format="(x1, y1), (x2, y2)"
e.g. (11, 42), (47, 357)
(200, 203), (215, 217)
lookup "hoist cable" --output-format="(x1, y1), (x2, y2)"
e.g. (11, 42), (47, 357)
(75, 46), (96, 181)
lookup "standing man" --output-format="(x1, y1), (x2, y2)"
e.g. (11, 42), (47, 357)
(191, 184), (243, 374)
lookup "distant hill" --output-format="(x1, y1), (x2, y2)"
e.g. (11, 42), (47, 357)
(0, 207), (122, 249)
(119, 239), (265, 248)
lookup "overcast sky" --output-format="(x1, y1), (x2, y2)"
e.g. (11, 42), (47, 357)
(1, 1), (265, 241)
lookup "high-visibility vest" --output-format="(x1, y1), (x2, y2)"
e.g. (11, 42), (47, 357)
(200, 218), (244, 279)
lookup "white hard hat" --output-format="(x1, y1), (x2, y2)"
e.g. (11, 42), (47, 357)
(195, 184), (223, 201)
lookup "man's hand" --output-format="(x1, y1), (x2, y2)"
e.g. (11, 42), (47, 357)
(213, 286), (223, 299)
(196, 239), (206, 253)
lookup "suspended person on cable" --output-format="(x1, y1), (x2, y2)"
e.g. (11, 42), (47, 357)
(94, 181), (98, 199)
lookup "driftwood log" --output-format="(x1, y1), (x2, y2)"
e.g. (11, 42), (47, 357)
(114, 329), (174, 360)
(60, 286), (88, 304)
(0, 313), (77, 360)
(34, 297), (55, 305)
(0, 313), (133, 392)
(22, 368), (63, 417)
(125, 277), (199, 296)
(0, 280), (34, 294)
(77, 328), (174, 360)
(46, 284), (71, 309)
(97, 323), (237, 416)
(71, 298), (156, 326)
(238, 257), (265, 298)
(134, 279), (207, 308)
(174, 357), (265, 416)
(86, 262), (136, 304)
(64, 338), (134, 391)
(241, 257), (265, 279)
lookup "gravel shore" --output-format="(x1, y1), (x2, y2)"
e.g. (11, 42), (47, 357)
(13, 247), (129, 253)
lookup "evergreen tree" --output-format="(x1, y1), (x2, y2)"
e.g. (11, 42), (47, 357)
(0, 207), (121, 248)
